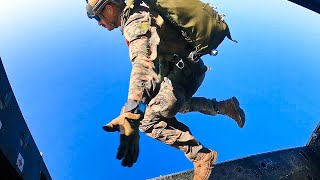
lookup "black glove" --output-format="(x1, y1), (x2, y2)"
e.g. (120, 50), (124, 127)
(117, 130), (140, 167)
(103, 103), (142, 167)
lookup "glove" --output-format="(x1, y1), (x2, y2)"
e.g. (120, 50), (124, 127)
(103, 107), (141, 167)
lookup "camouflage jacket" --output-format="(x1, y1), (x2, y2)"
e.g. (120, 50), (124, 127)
(121, 5), (193, 103)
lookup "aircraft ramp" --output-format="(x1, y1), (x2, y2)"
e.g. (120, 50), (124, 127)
(150, 123), (320, 180)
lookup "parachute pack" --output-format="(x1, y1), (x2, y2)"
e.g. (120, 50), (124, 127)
(124, 0), (236, 62)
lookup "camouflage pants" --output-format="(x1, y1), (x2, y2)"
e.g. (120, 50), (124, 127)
(139, 67), (206, 161)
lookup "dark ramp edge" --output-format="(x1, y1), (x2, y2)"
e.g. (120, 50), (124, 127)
(307, 123), (320, 159)
(150, 123), (320, 180)
(288, 0), (320, 14)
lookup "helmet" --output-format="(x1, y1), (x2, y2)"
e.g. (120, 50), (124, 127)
(86, 0), (124, 21)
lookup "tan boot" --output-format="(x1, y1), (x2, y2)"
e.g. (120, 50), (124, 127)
(193, 149), (218, 180)
(217, 97), (245, 128)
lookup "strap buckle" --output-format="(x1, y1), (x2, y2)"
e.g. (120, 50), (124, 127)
(187, 51), (200, 63)
(175, 59), (185, 69)
(173, 54), (185, 70)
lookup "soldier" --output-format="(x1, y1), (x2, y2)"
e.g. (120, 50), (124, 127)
(85, 0), (245, 179)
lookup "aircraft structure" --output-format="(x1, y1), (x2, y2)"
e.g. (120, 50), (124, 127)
(0, 58), (51, 180)
(150, 123), (320, 180)
(288, 0), (320, 14)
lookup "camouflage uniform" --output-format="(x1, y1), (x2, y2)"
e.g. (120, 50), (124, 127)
(122, 5), (218, 161)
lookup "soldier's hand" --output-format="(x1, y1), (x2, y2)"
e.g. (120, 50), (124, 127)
(117, 132), (140, 167)
(102, 109), (141, 167)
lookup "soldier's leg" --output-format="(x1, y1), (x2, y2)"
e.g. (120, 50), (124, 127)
(174, 59), (245, 128)
(140, 77), (218, 180)
(140, 77), (205, 160)
(179, 97), (246, 128)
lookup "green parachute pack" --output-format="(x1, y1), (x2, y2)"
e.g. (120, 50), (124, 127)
(124, 0), (236, 61)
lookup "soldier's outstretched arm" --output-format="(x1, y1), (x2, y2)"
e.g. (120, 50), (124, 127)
(103, 9), (161, 168)
(123, 10), (160, 103)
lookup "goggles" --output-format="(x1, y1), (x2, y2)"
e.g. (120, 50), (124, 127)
(86, 0), (110, 22)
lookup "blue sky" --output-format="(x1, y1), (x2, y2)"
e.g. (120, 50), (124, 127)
(0, 0), (319, 179)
